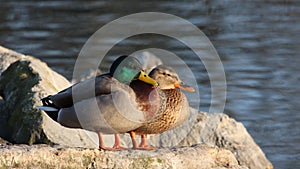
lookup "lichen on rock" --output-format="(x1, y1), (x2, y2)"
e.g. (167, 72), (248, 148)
(0, 60), (45, 144)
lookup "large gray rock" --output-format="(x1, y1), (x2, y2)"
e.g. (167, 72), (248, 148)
(0, 46), (272, 169)
(0, 46), (81, 145)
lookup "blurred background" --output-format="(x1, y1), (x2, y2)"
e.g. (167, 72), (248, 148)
(0, 1), (299, 168)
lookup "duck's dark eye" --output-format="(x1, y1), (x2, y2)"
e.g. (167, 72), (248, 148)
(167, 74), (171, 76)
(162, 72), (166, 75)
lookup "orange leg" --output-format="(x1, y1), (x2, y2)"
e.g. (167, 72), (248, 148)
(129, 132), (156, 150)
(139, 134), (147, 147)
(129, 131), (139, 149)
(112, 134), (129, 150)
(98, 132), (115, 151)
(139, 134), (156, 150)
(98, 132), (128, 151)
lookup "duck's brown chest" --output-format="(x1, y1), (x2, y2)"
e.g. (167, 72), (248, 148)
(130, 81), (161, 121)
(133, 88), (184, 134)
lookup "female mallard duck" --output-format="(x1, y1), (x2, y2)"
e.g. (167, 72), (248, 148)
(39, 55), (158, 150)
(128, 65), (195, 149)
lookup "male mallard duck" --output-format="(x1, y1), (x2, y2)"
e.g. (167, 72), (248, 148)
(128, 65), (195, 149)
(38, 55), (158, 150)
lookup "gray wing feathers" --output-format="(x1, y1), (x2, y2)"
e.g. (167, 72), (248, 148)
(50, 74), (128, 108)
(58, 85), (145, 134)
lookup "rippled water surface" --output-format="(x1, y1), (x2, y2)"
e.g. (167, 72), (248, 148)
(1, 1), (299, 168)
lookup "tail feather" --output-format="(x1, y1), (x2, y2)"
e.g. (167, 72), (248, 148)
(39, 95), (60, 121)
(36, 106), (59, 112)
(42, 96), (59, 109)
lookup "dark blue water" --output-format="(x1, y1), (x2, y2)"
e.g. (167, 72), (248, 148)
(1, 1), (299, 168)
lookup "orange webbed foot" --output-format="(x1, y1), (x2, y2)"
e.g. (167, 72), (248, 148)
(134, 144), (157, 150)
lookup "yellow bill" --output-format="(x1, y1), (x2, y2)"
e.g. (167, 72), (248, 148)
(138, 71), (159, 86)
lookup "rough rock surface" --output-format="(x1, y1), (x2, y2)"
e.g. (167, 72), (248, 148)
(0, 46), (272, 169)
(159, 112), (273, 169)
(0, 144), (247, 169)
(119, 111), (273, 169)
(0, 46), (71, 144)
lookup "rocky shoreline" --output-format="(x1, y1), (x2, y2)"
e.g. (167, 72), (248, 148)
(0, 46), (273, 169)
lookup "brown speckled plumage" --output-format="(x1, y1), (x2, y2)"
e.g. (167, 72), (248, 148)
(134, 89), (186, 134)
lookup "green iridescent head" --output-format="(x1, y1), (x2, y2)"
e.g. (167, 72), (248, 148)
(110, 55), (158, 85)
